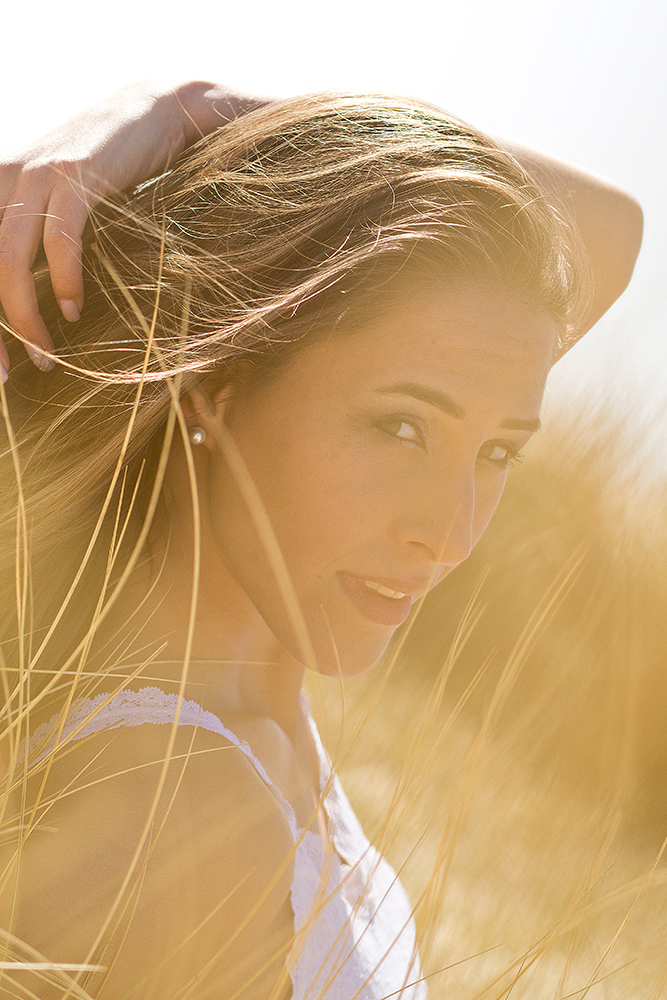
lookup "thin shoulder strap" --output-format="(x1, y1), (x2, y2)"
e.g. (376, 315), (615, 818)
(300, 691), (371, 863)
(27, 687), (300, 837)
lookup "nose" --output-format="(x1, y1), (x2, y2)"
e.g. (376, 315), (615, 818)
(392, 467), (475, 571)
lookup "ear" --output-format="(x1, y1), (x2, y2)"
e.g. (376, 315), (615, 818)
(182, 379), (232, 450)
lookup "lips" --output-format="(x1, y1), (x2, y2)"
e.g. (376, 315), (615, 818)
(337, 572), (415, 627)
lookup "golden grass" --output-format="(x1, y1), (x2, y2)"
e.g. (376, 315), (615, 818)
(308, 666), (667, 998)
(308, 399), (667, 998)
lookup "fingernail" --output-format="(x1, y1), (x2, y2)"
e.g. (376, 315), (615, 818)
(0, 361), (8, 385)
(27, 347), (55, 372)
(59, 299), (81, 322)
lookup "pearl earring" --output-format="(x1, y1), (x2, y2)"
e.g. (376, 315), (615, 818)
(188, 426), (207, 446)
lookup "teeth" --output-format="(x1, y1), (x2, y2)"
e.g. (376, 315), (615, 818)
(363, 580), (407, 600)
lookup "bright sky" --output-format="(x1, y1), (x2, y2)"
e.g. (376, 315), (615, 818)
(2, 0), (665, 452)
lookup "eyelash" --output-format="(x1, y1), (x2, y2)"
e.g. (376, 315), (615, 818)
(480, 442), (524, 469)
(377, 416), (524, 469)
(376, 415), (427, 449)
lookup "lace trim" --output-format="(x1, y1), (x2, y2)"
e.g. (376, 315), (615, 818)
(25, 686), (300, 840)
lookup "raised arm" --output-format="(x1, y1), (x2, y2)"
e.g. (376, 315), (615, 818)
(501, 139), (643, 342)
(0, 80), (265, 377)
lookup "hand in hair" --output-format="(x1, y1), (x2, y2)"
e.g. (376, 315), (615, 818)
(0, 79), (641, 380)
(0, 80), (263, 380)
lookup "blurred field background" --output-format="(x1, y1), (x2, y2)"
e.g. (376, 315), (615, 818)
(308, 397), (667, 999)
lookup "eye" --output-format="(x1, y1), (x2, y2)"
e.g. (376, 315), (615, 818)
(478, 440), (523, 468)
(377, 416), (426, 449)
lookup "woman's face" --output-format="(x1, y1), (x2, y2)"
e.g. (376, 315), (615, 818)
(204, 283), (558, 676)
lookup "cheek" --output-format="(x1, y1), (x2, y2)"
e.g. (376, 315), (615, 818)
(237, 415), (381, 556)
(203, 443), (396, 675)
(203, 422), (365, 587)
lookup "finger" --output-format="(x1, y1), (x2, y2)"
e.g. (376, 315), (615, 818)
(43, 189), (91, 318)
(0, 163), (23, 221)
(0, 336), (9, 382)
(0, 271), (55, 371)
(0, 242), (56, 369)
(0, 197), (57, 369)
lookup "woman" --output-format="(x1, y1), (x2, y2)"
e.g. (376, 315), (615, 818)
(0, 82), (642, 999)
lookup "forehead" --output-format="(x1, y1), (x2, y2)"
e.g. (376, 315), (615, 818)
(306, 283), (558, 412)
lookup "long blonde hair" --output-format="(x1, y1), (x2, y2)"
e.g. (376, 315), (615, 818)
(0, 92), (582, 721)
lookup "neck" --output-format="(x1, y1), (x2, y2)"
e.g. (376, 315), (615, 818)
(98, 524), (306, 740)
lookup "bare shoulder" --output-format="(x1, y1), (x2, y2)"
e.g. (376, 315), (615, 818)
(3, 722), (296, 999)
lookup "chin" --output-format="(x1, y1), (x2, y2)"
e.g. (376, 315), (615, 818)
(261, 597), (398, 678)
(306, 628), (395, 679)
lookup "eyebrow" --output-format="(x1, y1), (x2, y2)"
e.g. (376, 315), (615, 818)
(376, 382), (542, 433)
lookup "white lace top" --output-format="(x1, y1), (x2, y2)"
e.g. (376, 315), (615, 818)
(28, 687), (427, 1000)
